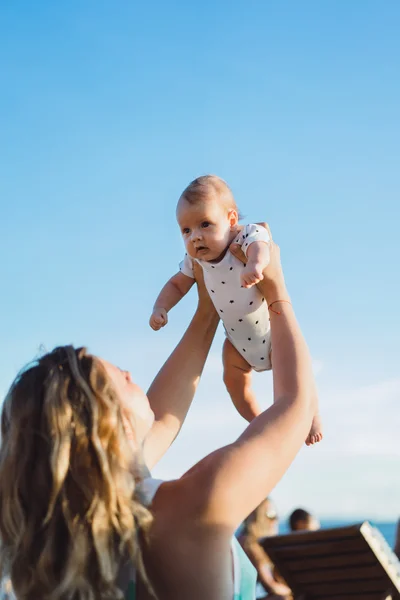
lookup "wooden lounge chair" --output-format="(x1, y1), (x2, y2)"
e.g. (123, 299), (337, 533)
(261, 521), (400, 600)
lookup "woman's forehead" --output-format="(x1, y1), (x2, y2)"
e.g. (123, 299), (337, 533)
(100, 359), (119, 376)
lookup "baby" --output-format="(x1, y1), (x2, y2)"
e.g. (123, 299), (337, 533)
(150, 175), (322, 445)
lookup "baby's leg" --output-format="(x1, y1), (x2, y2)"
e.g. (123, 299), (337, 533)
(222, 339), (261, 422)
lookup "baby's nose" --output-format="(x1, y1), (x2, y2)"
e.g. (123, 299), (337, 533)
(191, 229), (203, 241)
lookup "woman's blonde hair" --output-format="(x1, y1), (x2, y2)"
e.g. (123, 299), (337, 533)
(0, 346), (152, 599)
(179, 175), (241, 216)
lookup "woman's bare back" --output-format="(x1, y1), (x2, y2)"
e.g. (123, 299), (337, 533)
(139, 481), (235, 600)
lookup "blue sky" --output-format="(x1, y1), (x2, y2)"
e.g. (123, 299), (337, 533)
(1, 1), (399, 519)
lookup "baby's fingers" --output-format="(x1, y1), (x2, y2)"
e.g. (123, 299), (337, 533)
(150, 314), (167, 330)
(149, 319), (160, 330)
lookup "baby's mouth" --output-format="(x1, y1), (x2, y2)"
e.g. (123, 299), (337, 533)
(196, 246), (208, 253)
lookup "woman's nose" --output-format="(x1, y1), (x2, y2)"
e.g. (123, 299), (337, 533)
(123, 370), (132, 383)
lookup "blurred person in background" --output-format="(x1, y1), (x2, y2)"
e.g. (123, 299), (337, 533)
(289, 508), (320, 532)
(239, 498), (292, 600)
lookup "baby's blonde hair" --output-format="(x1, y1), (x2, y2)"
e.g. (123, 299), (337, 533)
(179, 175), (241, 215)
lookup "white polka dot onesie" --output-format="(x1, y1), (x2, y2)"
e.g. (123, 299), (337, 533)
(179, 224), (272, 372)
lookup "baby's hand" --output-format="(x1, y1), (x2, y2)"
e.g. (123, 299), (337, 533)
(149, 308), (168, 330)
(241, 262), (264, 288)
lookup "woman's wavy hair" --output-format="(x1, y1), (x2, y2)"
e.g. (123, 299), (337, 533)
(0, 346), (152, 599)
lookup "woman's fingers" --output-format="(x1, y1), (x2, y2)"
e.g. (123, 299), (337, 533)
(193, 261), (216, 312)
(192, 260), (204, 284)
(255, 221), (272, 241)
(229, 221), (272, 265)
(229, 243), (247, 264)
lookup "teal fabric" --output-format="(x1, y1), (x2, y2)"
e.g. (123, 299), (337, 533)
(125, 580), (135, 599)
(232, 537), (257, 600)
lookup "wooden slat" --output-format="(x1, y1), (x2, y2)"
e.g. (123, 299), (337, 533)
(287, 550), (377, 571)
(265, 537), (369, 560)
(307, 595), (392, 600)
(300, 577), (388, 594)
(264, 523), (364, 548)
(294, 563), (383, 584)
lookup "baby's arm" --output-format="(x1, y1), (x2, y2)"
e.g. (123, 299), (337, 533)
(150, 272), (195, 330)
(242, 241), (270, 288)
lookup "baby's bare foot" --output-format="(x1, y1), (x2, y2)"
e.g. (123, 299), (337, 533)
(306, 413), (323, 446)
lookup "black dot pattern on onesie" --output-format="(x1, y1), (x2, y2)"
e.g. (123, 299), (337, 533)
(248, 338), (251, 341)
(211, 289), (215, 293)
(263, 339), (266, 344)
(260, 357), (264, 360)
(255, 320), (259, 324)
(249, 301), (253, 306)
(230, 300), (234, 303)
(243, 349), (246, 352)
(220, 309), (223, 313)
(230, 267), (233, 271)
(231, 328), (235, 331)
(212, 265), (215, 268)
(239, 319), (243, 322)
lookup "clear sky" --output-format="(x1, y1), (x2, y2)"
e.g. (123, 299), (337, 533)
(1, 1), (399, 520)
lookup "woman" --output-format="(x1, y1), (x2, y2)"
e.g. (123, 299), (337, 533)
(239, 499), (291, 600)
(0, 240), (316, 600)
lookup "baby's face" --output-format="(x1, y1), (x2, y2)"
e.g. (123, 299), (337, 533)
(177, 197), (237, 262)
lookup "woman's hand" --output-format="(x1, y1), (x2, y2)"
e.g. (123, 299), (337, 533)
(193, 261), (218, 316)
(229, 228), (288, 305)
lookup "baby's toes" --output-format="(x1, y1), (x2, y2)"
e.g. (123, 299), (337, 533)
(305, 433), (317, 446)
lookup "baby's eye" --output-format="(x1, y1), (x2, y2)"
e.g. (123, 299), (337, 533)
(182, 227), (190, 235)
(201, 221), (210, 228)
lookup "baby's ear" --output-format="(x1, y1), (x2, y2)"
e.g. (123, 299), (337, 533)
(228, 208), (239, 229)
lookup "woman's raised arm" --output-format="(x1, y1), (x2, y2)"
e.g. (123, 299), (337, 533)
(193, 242), (316, 529)
(143, 265), (219, 469)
